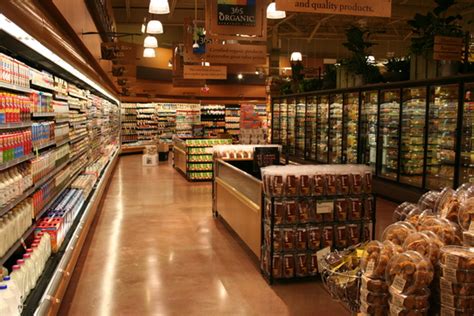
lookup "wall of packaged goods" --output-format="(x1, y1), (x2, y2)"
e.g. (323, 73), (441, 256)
(271, 75), (474, 201)
(120, 103), (268, 146)
(0, 49), (120, 315)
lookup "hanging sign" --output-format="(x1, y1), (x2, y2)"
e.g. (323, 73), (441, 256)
(206, 0), (267, 40)
(434, 36), (464, 61)
(275, 0), (392, 18)
(217, 0), (257, 26)
(206, 43), (267, 64)
(183, 65), (228, 79)
(253, 146), (280, 173)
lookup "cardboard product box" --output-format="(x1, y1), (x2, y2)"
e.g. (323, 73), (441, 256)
(144, 145), (158, 155)
(142, 154), (158, 166)
(36, 217), (65, 253)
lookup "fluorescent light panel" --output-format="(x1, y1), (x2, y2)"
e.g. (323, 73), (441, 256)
(0, 14), (119, 104)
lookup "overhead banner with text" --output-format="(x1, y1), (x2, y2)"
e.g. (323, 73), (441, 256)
(183, 65), (228, 79)
(275, 0), (392, 18)
(206, 43), (267, 64)
(206, 0), (266, 40)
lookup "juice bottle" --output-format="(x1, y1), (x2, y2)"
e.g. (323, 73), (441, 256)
(0, 93), (5, 124)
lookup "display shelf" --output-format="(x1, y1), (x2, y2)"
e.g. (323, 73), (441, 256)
(34, 139), (56, 151)
(69, 133), (88, 144)
(55, 118), (69, 124)
(68, 92), (88, 100)
(0, 153), (34, 171)
(316, 96), (329, 163)
(0, 225), (35, 266)
(70, 147), (88, 163)
(344, 92), (359, 164)
(32, 112), (56, 118)
(56, 137), (70, 147)
(0, 121), (32, 130)
(0, 81), (33, 93)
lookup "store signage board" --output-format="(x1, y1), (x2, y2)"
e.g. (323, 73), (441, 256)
(101, 42), (137, 64)
(253, 147), (280, 173)
(275, 0), (392, 18)
(206, 43), (267, 65)
(434, 36), (464, 61)
(183, 65), (228, 79)
(206, 0), (267, 41)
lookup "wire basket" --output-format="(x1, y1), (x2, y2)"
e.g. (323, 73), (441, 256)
(320, 251), (362, 313)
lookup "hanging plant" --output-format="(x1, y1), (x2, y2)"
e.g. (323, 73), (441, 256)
(407, 0), (464, 56)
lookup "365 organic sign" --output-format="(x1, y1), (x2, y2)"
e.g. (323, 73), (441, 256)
(217, 0), (256, 26)
(275, 0), (392, 18)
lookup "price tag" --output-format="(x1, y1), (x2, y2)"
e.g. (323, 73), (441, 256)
(445, 254), (460, 269)
(443, 267), (458, 282)
(316, 246), (331, 273)
(391, 293), (405, 307)
(316, 200), (334, 214)
(440, 278), (452, 292)
(365, 260), (375, 274)
(390, 275), (406, 293)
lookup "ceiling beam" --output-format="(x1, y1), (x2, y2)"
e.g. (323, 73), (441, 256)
(169, 0), (178, 17)
(307, 15), (334, 42)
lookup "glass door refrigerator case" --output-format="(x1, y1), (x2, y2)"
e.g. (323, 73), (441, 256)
(280, 99), (288, 154)
(400, 87), (426, 188)
(317, 95), (329, 163)
(344, 92), (359, 164)
(378, 89), (401, 181)
(287, 98), (296, 156)
(427, 84), (459, 189)
(329, 94), (343, 163)
(306, 96), (317, 160)
(295, 97), (306, 157)
(272, 100), (281, 144)
(361, 91), (378, 173)
(461, 83), (474, 184)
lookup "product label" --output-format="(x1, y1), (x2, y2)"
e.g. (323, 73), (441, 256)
(440, 278), (452, 293)
(440, 307), (456, 316)
(316, 200), (334, 214)
(443, 267), (458, 282)
(365, 260), (375, 274)
(441, 293), (455, 306)
(391, 275), (406, 293)
(445, 254), (460, 269)
(391, 293), (405, 307)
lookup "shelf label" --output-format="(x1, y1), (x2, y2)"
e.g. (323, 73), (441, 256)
(316, 200), (334, 214)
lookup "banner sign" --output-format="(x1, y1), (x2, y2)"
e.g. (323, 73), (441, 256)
(206, 0), (266, 40)
(101, 42), (137, 64)
(217, 0), (256, 26)
(275, 0), (392, 18)
(183, 65), (227, 79)
(434, 36), (463, 61)
(206, 43), (266, 64)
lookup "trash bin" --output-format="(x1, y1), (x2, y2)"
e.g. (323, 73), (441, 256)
(158, 151), (169, 161)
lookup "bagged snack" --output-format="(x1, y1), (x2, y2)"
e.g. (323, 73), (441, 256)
(418, 190), (440, 211)
(272, 254), (283, 278)
(308, 225), (322, 250)
(458, 197), (474, 231)
(364, 196), (374, 220)
(381, 221), (417, 246)
(309, 253), (318, 275)
(360, 288), (389, 305)
(283, 254), (295, 278)
(285, 200), (298, 224)
(335, 199), (348, 221)
(440, 277), (474, 296)
(326, 174), (338, 195)
(274, 200), (284, 225)
(363, 171), (373, 193)
(440, 293), (474, 309)
(359, 301), (388, 316)
(339, 174), (350, 195)
(283, 228), (295, 251)
(361, 274), (388, 293)
(440, 264), (474, 283)
(386, 251), (434, 294)
(389, 287), (430, 310)
(295, 253), (308, 277)
(347, 224), (360, 246)
(297, 199), (312, 224)
(335, 225), (348, 248)
(299, 174), (313, 196)
(388, 305), (428, 316)
(349, 198), (362, 220)
(295, 227), (307, 250)
(322, 226), (334, 248)
(393, 202), (421, 222)
(270, 175), (284, 197)
(313, 174), (326, 196)
(440, 306), (474, 316)
(286, 174), (298, 196)
(435, 187), (460, 223)
(418, 217), (462, 246)
(350, 173), (363, 195)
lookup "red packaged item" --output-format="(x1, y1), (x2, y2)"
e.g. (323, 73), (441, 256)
(347, 224), (360, 246)
(285, 200), (297, 223)
(295, 227), (307, 250)
(297, 199), (312, 223)
(326, 174), (338, 195)
(313, 174), (326, 196)
(308, 225), (321, 250)
(350, 198), (363, 220)
(351, 173), (363, 194)
(286, 174), (298, 196)
(274, 201), (284, 225)
(335, 225), (348, 248)
(283, 228), (295, 251)
(335, 199), (348, 221)
(299, 174), (312, 196)
(339, 174), (350, 195)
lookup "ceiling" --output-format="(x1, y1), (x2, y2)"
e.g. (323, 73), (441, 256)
(112, 0), (474, 59)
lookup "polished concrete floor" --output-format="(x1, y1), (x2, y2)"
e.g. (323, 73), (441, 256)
(60, 155), (397, 316)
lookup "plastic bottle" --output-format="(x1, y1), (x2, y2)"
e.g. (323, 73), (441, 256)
(0, 284), (19, 315)
(2, 276), (22, 314)
(22, 253), (34, 291)
(10, 265), (24, 303)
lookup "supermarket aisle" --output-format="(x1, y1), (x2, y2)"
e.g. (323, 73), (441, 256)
(60, 155), (391, 316)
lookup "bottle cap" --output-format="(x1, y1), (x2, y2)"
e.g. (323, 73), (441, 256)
(23, 254), (31, 259)
(3, 276), (10, 281)
(0, 285), (7, 290)
(16, 259), (24, 264)
(26, 248), (33, 253)
(12, 265), (20, 270)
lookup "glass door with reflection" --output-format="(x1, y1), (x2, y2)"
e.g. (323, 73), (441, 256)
(329, 94), (343, 163)
(295, 97), (306, 157)
(344, 92), (359, 164)
(360, 91), (378, 173)
(272, 99), (281, 144)
(400, 87), (426, 188)
(317, 95), (329, 163)
(287, 98), (296, 156)
(306, 96), (317, 160)
(378, 90), (401, 181)
(460, 83), (474, 184)
(426, 84), (459, 189)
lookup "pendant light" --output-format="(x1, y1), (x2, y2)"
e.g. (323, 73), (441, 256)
(144, 36), (158, 48)
(143, 48), (156, 58)
(146, 20), (163, 34)
(266, 2), (286, 19)
(290, 52), (303, 62)
(149, 0), (170, 14)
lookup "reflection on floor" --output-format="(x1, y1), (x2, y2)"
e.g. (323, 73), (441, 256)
(59, 155), (397, 316)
